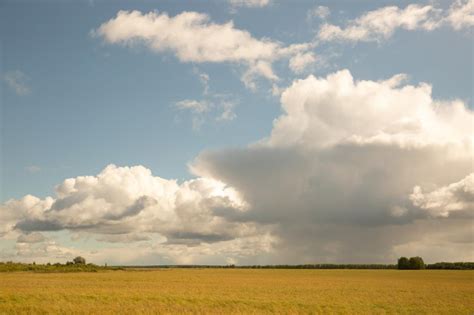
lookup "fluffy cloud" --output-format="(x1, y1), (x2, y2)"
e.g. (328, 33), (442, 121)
(3, 70), (30, 95)
(318, 1), (473, 43)
(318, 4), (440, 42)
(267, 70), (473, 148)
(307, 6), (330, 21)
(288, 52), (317, 74)
(93, 10), (312, 86)
(410, 173), (474, 217)
(445, 0), (474, 30)
(175, 99), (210, 113)
(0, 165), (276, 264)
(191, 70), (473, 263)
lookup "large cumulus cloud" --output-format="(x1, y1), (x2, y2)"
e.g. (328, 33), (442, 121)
(1, 165), (275, 264)
(191, 70), (473, 263)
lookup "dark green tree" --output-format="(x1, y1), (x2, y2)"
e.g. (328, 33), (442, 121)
(409, 256), (425, 269)
(398, 257), (410, 269)
(73, 256), (86, 265)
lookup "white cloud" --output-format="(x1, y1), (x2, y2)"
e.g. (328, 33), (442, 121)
(267, 70), (473, 149)
(174, 71), (238, 128)
(307, 5), (330, 21)
(94, 10), (312, 88)
(175, 99), (210, 113)
(0, 165), (275, 264)
(194, 68), (210, 95)
(3, 70), (30, 95)
(241, 60), (279, 90)
(216, 101), (237, 121)
(0, 195), (54, 237)
(175, 98), (237, 130)
(229, 0), (270, 8)
(410, 173), (474, 217)
(445, 0), (474, 30)
(288, 52), (316, 74)
(318, 4), (440, 42)
(318, 1), (473, 43)
(176, 98), (237, 129)
(94, 10), (280, 63)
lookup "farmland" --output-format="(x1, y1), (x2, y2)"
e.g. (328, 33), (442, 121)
(0, 269), (472, 314)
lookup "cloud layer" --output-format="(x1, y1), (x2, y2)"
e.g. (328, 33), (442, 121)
(2, 69), (472, 264)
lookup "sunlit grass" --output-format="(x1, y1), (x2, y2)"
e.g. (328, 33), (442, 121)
(1, 269), (472, 314)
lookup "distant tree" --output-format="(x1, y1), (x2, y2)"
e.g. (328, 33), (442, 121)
(409, 256), (425, 270)
(398, 257), (410, 270)
(73, 256), (86, 265)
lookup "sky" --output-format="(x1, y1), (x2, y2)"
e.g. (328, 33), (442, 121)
(0, 0), (473, 265)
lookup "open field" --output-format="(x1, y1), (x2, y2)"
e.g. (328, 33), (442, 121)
(0, 269), (472, 314)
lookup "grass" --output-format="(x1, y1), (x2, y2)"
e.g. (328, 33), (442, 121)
(0, 269), (472, 314)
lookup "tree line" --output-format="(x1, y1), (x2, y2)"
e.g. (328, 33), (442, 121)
(0, 257), (122, 273)
(1, 256), (473, 272)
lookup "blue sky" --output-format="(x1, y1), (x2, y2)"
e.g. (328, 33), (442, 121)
(1, 0), (473, 265)
(2, 0), (471, 201)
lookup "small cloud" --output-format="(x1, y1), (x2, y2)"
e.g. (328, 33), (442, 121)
(17, 232), (46, 244)
(307, 5), (330, 21)
(193, 68), (210, 95)
(289, 52), (317, 74)
(3, 70), (30, 95)
(175, 99), (210, 113)
(271, 83), (283, 97)
(174, 71), (237, 129)
(25, 165), (41, 173)
(175, 98), (237, 129)
(229, 0), (270, 8)
(217, 101), (237, 122)
(390, 206), (408, 218)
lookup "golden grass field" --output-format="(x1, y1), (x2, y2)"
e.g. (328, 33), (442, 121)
(0, 269), (472, 314)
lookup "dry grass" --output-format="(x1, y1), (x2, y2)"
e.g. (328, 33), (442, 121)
(0, 269), (472, 314)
